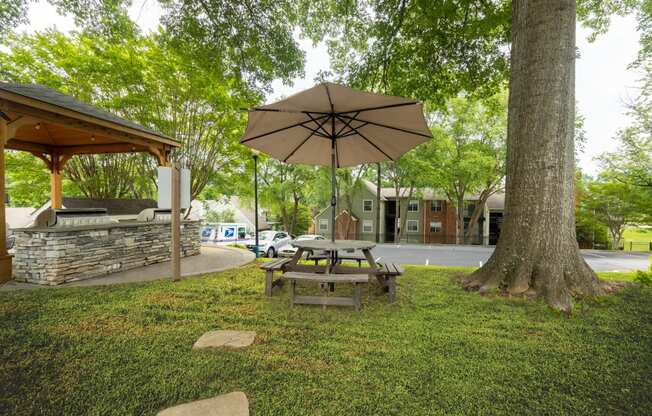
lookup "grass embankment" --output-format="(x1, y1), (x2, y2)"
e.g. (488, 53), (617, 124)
(0, 265), (650, 415)
(623, 226), (652, 252)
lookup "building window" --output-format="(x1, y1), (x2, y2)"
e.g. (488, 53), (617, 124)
(318, 219), (328, 231)
(407, 220), (418, 233)
(430, 221), (442, 233)
(464, 202), (477, 217)
(408, 200), (419, 212)
(363, 199), (373, 212)
(431, 200), (443, 212)
(362, 220), (373, 234)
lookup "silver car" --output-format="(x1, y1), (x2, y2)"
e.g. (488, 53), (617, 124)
(246, 230), (292, 258)
(279, 234), (328, 258)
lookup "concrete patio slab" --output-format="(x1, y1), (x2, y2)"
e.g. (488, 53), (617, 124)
(157, 391), (249, 416)
(193, 330), (257, 350)
(0, 246), (254, 291)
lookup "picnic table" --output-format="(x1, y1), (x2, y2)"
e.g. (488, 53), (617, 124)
(258, 240), (402, 310)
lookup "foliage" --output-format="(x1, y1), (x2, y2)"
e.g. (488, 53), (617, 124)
(634, 267), (652, 286)
(158, 0), (304, 91)
(5, 151), (51, 207)
(599, 65), (652, 190)
(577, 0), (652, 66)
(204, 208), (235, 224)
(0, 264), (650, 415)
(258, 158), (317, 234)
(580, 176), (644, 249)
(424, 92), (507, 242)
(0, 30), (249, 201)
(298, 0), (511, 106)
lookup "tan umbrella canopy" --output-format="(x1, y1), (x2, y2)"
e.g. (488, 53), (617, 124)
(241, 82), (432, 241)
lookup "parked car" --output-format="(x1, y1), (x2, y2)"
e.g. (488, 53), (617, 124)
(279, 234), (328, 258)
(246, 230), (292, 258)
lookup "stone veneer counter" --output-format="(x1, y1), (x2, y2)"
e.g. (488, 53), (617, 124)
(12, 220), (201, 285)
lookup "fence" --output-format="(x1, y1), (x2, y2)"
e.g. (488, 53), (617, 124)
(329, 232), (497, 246)
(623, 241), (652, 252)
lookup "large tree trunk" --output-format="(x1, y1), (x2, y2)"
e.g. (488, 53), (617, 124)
(465, 0), (603, 311)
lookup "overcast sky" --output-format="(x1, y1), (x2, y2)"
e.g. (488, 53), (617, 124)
(18, 1), (642, 176)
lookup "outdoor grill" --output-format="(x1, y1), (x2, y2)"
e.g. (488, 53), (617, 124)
(33, 208), (113, 228)
(137, 208), (176, 222)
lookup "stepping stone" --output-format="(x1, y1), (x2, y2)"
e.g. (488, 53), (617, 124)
(192, 330), (256, 350)
(157, 391), (249, 416)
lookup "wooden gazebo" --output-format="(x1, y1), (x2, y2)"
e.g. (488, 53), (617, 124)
(0, 82), (180, 281)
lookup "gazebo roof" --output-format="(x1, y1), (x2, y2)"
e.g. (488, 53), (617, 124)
(0, 82), (179, 161)
(0, 83), (173, 141)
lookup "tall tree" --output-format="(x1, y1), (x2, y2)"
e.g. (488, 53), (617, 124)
(465, 0), (604, 310)
(426, 92), (507, 244)
(257, 159), (316, 234)
(580, 177), (644, 249)
(0, 31), (248, 202)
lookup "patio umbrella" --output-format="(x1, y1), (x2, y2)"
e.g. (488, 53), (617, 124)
(240, 82), (432, 242)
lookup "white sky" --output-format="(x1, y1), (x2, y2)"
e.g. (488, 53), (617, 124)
(18, 1), (642, 176)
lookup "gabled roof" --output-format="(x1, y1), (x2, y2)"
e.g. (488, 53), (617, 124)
(0, 83), (175, 142)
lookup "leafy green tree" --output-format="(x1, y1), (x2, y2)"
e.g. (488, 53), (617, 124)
(258, 159), (316, 235)
(298, 0), (510, 105)
(0, 30), (248, 202)
(425, 92), (506, 244)
(581, 177), (644, 249)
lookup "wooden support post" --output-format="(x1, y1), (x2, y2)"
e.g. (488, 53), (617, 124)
(171, 163), (181, 282)
(0, 119), (12, 282)
(50, 152), (62, 209)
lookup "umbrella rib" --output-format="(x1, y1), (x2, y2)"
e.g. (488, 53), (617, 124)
(306, 112), (332, 137)
(336, 101), (420, 114)
(335, 111), (360, 136)
(283, 115), (332, 163)
(334, 114), (394, 161)
(245, 108), (331, 115)
(337, 114), (432, 138)
(241, 114), (329, 144)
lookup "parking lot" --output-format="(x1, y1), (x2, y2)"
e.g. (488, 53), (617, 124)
(209, 240), (649, 272)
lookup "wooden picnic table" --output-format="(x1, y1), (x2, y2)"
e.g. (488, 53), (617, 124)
(261, 240), (403, 307)
(287, 239), (379, 276)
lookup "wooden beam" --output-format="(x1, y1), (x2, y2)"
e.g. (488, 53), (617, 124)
(0, 119), (12, 282)
(58, 143), (147, 155)
(0, 100), (177, 150)
(6, 115), (40, 139)
(0, 92), (179, 147)
(50, 151), (63, 209)
(5, 139), (52, 154)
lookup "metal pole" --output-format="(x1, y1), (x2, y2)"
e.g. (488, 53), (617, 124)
(253, 153), (259, 257)
(171, 163), (181, 281)
(376, 162), (381, 243)
(331, 137), (336, 242)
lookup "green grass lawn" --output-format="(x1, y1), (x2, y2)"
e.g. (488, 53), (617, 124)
(1, 265), (650, 415)
(623, 226), (652, 252)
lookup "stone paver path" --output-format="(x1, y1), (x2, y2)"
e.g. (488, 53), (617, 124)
(157, 391), (249, 416)
(193, 330), (256, 350)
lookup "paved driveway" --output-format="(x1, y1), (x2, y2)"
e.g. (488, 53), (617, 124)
(370, 244), (649, 272)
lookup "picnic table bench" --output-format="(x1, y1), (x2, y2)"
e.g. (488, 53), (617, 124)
(283, 271), (369, 311)
(376, 262), (404, 303)
(260, 257), (293, 296)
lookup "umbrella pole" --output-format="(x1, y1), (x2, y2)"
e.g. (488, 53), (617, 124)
(330, 138), (336, 243)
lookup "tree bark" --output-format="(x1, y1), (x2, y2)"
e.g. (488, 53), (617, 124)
(465, 0), (603, 311)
